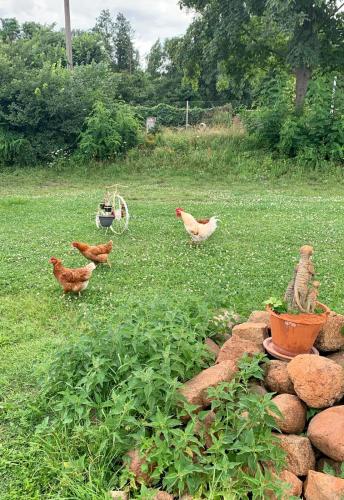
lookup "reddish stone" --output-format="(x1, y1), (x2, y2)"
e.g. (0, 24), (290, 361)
(126, 449), (151, 484)
(271, 394), (306, 434)
(274, 434), (315, 476)
(204, 338), (220, 357)
(315, 311), (344, 352)
(326, 350), (344, 368)
(248, 381), (268, 397)
(304, 470), (344, 499)
(109, 493), (128, 500)
(180, 360), (237, 407)
(216, 335), (263, 365)
(264, 361), (296, 395)
(267, 469), (303, 499)
(194, 410), (216, 448)
(154, 492), (174, 500)
(248, 310), (271, 328)
(232, 321), (268, 346)
(287, 354), (344, 408)
(307, 406), (344, 461)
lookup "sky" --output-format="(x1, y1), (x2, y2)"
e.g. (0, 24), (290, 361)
(0, 0), (194, 58)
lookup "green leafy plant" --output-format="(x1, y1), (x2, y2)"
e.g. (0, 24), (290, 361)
(323, 461), (344, 479)
(263, 297), (288, 314)
(27, 301), (287, 499)
(78, 100), (139, 161)
(306, 407), (322, 421)
(242, 74), (344, 164)
(120, 354), (287, 498)
(0, 128), (35, 165)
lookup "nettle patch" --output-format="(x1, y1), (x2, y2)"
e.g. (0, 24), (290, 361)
(31, 300), (287, 499)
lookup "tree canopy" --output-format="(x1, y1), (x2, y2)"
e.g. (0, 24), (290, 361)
(179, 0), (344, 108)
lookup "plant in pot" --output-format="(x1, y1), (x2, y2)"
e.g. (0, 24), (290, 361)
(264, 245), (330, 360)
(99, 193), (113, 213)
(98, 193), (114, 227)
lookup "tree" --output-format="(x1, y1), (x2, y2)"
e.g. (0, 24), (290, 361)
(93, 9), (116, 61)
(21, 21), (44, 39)
(72, 32), (109, 65)
(179, 0), (344, 109)
(0, 18), (20, 42)
(113, 13), (139, 73)
(146, 39), (165, 78)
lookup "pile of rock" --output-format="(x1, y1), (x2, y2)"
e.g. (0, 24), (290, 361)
(113, 310), (344, 499)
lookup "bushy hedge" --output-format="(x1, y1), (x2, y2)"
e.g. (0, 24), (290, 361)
(136, 103), (232, 127)
(0, 62), (123, 165)
(242, 74), (344, 163)
(78, 101), (140, 161)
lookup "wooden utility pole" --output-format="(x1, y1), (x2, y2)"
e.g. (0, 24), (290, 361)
(64, 0), (73, 69)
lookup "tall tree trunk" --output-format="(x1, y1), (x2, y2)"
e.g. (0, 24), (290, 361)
(294, 66), (311, 111)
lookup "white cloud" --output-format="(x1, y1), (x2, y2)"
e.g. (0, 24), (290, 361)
(0, 0), (194, 58)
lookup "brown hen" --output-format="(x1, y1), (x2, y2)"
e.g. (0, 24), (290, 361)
(49, 257), (96, 296)
(72, 240), (113, 266)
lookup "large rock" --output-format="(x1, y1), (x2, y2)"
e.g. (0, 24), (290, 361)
(267, 469), (303, 499)
(279, 470), (302, 499)
(304, 470), (344, 500)
(248, 310), (271, 329)
(326, 350), (344, 369)
(204, 338), (220, 357)
(216, 336), (264, 365)
(109, 493), (128, 500)
(195, 410), (216, 449)
(287, 354), (344, 408)
(271, 394), (306, 434)
(307, 406), (344, 461)
(248, 381), (268, 397)
(264, 361), (296, 395)
(274, 434), (315, 476)
(315, 311), (344, 352)
(126, 449), (151, 484)
(180, 360), (237, 407)
(232, 321), (268, 346)
(154, 492), (174, 500)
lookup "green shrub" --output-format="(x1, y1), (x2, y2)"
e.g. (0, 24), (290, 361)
(242, 74), (344, 163)
(78, 101), (139, 161)
(0, 62), (121, 164)
(0, 128), (35, 165)
(30, 300), (286, 498)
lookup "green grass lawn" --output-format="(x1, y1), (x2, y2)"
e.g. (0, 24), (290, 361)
(1, 129), (344, 498)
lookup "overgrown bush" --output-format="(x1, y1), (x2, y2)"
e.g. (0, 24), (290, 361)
(0, 62), (121, 165)
(242, 74), (344, 163)
(78, 101), (139, 161)
(0, 128), (35, 165)
(30, 300), (286, 498)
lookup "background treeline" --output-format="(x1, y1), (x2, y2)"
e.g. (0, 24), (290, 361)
(0, 2), (343, 166)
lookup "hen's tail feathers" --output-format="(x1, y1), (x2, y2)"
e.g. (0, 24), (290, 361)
(87, 262), (97, 271)
(209, 216), (220, 227)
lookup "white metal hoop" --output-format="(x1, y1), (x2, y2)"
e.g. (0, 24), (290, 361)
(95, 188), (129, 234)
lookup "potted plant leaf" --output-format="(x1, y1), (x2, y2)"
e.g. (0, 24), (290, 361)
(264, 245), (330, 359)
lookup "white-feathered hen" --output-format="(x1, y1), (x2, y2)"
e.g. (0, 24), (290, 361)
(176, 207), (219, 243)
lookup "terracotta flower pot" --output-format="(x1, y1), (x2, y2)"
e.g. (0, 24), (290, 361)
(267, 302), (330, 357)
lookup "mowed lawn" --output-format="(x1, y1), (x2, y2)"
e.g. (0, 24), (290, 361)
(1, 143), (344, 495)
